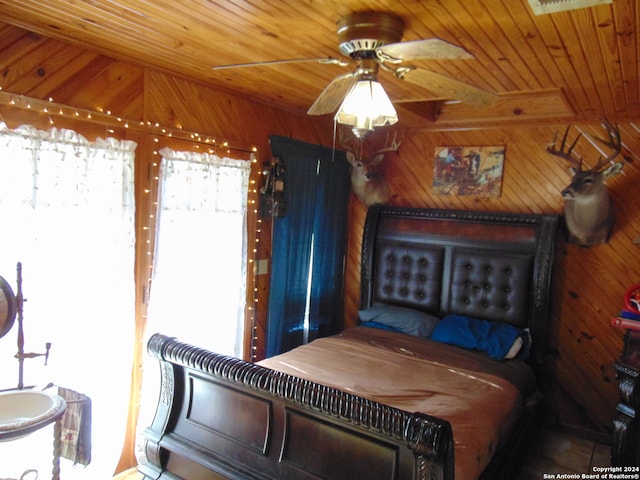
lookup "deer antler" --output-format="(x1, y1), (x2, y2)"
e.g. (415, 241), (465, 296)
(339, 129), (400, 160)
(338, 128), (353, 152)
(338, 128), (364, 158)
(372, 131), (401, 157)
(590, 119), (622, 171)
(546, 125), (583, 168)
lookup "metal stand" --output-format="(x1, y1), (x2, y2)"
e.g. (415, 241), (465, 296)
(14, 262), (51, 390)
(52, 419), (61, 480)
(16, 261), (24, 390)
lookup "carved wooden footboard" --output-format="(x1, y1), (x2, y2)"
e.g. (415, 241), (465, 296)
(137, 205), (559, 479)
(138, 333), (454, 480)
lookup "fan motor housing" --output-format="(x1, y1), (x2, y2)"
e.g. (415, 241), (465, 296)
(337, 12), (404, 57)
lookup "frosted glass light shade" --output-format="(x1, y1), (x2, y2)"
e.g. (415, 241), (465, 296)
(335, 78), (398, 138)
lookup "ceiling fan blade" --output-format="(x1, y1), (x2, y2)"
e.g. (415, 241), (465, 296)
(378, 39), (474, 63)
(212, 57), (348, 70)
(397, 67), (497, 107)
(307, 72), (356, 115)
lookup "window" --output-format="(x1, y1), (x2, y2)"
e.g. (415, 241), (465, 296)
(144, 147), (251, 356)
(0, 123), (136, 479)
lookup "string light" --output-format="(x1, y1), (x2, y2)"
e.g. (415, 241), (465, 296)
(0, 90), (256, 154)
(248, 152), (263, 361)
(251, 142), (262, 359)
(0, 88), (262, 361)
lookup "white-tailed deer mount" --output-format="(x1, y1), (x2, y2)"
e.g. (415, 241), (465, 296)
(546, 120), (624, 247)
(341, 130), (400, 207)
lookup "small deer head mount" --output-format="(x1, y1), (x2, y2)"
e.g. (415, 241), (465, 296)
(546, 120), (625, 247)
(340, 130), (400, 208)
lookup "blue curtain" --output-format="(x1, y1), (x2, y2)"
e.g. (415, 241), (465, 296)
(266, 135), (351, 357)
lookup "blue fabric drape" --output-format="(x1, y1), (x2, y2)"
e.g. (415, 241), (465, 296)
(266, 135), (351, 357)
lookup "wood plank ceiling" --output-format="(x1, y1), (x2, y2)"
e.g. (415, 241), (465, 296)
(0, 0), (637, 130)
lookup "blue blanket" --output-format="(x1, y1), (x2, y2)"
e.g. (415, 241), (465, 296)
(430, 314), (528, 360)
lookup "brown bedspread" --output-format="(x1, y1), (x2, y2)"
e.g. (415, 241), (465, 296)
(259, 326), (536, 480)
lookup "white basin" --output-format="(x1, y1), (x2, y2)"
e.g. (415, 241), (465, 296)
(0, 389), (66, 441)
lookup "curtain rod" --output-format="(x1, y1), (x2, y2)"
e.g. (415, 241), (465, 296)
(0, 90), (257, 156)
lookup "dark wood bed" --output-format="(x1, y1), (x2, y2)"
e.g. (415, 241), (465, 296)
(137, 205), (559, 480)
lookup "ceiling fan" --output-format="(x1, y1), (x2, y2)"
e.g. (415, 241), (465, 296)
(213, 12), (496, 133)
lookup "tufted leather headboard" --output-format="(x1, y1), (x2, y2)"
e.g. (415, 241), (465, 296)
(360, 206), (559, 365)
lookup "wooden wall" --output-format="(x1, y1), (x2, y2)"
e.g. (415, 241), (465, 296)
(1, 22), (639, 469)
(344, 125), (640, 436)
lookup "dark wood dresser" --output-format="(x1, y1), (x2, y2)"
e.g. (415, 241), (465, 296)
(613, 329), (640, 466)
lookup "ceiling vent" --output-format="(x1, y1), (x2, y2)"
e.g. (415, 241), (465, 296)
(528, 0), (612, 15)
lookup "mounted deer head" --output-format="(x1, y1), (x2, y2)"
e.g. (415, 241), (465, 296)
(340, 130), (400, 208)
(547, 120), (624, 247)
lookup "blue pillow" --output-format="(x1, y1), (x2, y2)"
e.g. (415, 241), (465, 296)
(358, 305), (440, 337)
(361, 320), (402, 332)
(430, 314), (529, 360)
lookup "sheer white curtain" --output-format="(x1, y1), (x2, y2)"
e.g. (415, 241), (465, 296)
(0, 123), (136, 479)
(135, 148), (251, 468)
(145, 147), (251, 357)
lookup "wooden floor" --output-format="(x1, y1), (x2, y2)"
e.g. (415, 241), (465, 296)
(111, 468), (143, 480)
(517, 428), (611, 479)
(112, 428), (611, 480)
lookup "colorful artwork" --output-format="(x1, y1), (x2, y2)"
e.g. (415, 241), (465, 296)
(433, 146), (505, 197)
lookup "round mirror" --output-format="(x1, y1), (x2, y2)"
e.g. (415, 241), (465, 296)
(0, 275), (17, 339)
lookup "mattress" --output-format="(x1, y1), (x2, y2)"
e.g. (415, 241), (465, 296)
(259, 326), (536, 479)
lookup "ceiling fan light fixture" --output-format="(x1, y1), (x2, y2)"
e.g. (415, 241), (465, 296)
(335, 76), (398, 139)
(336, 12), (404, 57)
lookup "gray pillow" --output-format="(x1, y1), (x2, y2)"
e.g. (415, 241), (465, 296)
(358, 305), (440, 337)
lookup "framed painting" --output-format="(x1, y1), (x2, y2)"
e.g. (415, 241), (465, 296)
(433, 146), (505, 197)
